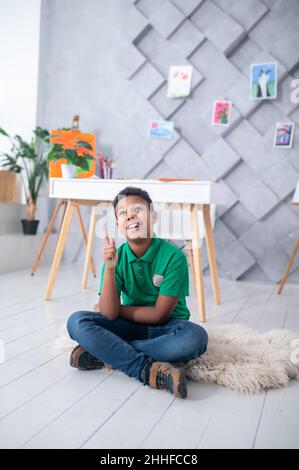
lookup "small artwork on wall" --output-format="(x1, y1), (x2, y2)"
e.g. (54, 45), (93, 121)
(212, 101), (232, 126)
(250, 62), (277, 100)
(167, 65), (193, 98)
(273, 122), (295, 148)
(149, 120), (174, 139)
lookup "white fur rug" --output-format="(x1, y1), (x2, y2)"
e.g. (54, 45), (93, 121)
(183, 324), (299, 394)
(55, 323), (299, 394)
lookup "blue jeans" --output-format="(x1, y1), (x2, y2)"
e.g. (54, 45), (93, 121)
(67, 311), (208, 385)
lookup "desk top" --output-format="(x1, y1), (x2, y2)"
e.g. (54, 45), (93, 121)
(49, 178), (228, 205)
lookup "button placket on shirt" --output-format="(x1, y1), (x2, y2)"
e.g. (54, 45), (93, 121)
(135, 261), (144, 281)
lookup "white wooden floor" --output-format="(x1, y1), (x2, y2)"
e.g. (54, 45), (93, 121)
(0, 262), (298, 449)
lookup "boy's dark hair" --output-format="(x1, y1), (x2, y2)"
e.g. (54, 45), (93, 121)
(112, 186), (153, 216)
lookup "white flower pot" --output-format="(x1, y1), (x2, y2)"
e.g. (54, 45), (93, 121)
(61, 164), (77, 179)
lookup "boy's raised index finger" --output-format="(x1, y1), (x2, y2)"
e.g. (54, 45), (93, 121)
(103, 223), (110, 243)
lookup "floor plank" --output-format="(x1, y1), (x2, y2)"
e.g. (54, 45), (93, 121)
(253, 381), (299, 449)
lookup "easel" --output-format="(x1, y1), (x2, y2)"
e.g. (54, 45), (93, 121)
(277, 201), (299, 294)
(31, 115), (97, 277)
(31, 198), (97, 276)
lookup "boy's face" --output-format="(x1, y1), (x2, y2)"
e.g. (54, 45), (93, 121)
(115, 195), (157, 241)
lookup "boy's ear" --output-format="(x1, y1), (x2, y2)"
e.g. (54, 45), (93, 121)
(152, 210), (158, 224)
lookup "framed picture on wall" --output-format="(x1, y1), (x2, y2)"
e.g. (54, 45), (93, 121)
(273, 122), (295, 148)
(212, 101), (232, 126)
(149, 120), (174, 139)
(167, 65), (193, 98)
(250, 62), (277, 100)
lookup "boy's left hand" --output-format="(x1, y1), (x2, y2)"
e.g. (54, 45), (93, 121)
(93, 303), (100, 312)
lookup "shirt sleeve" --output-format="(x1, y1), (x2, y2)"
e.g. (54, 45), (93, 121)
(98, 262), (123, 296)
(159, 253), (190, 298)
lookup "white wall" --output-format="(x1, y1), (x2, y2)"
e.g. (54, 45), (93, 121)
(0, 0), (41, 250)
(0, 0), (56, 273)
(0, 0), (41, 144)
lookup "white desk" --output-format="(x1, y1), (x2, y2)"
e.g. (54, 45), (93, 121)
(47, 178), (227, 321)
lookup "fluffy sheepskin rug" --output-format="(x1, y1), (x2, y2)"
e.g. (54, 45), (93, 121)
(55, 323), (299, 394)
(183, 324), (299, 394)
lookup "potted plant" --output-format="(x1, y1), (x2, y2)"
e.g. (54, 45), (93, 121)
(0, 126), (50, 235)
(44, 136), (94, 179)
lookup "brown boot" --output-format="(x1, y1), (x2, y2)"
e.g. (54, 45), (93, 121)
(70, 345), (113, 371)
(148, 361), (187, 399)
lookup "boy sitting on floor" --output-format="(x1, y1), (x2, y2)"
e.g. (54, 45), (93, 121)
(67, 186), (208, 399)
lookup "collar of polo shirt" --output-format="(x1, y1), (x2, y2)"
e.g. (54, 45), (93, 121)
(125, 234), (161, 263)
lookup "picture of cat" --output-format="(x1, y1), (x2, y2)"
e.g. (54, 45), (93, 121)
(257, 69), (271, 98)
(250, 62), (277, 100)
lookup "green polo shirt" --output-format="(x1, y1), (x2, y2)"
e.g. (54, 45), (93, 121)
(98, 236), (190, 320)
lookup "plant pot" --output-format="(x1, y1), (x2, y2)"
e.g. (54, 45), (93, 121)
(61, 164), (77, 179)
(21, 219), (39, 235)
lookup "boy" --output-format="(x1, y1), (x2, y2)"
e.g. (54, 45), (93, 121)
(67, 187), (208, 399)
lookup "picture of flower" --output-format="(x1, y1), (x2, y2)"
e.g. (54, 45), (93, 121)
(167, 65), (193, 98)
(212, 101), (232, 126)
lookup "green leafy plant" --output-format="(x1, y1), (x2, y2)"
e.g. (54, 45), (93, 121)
(44, 137), (94, 172)
(0, 126), (50, 220)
